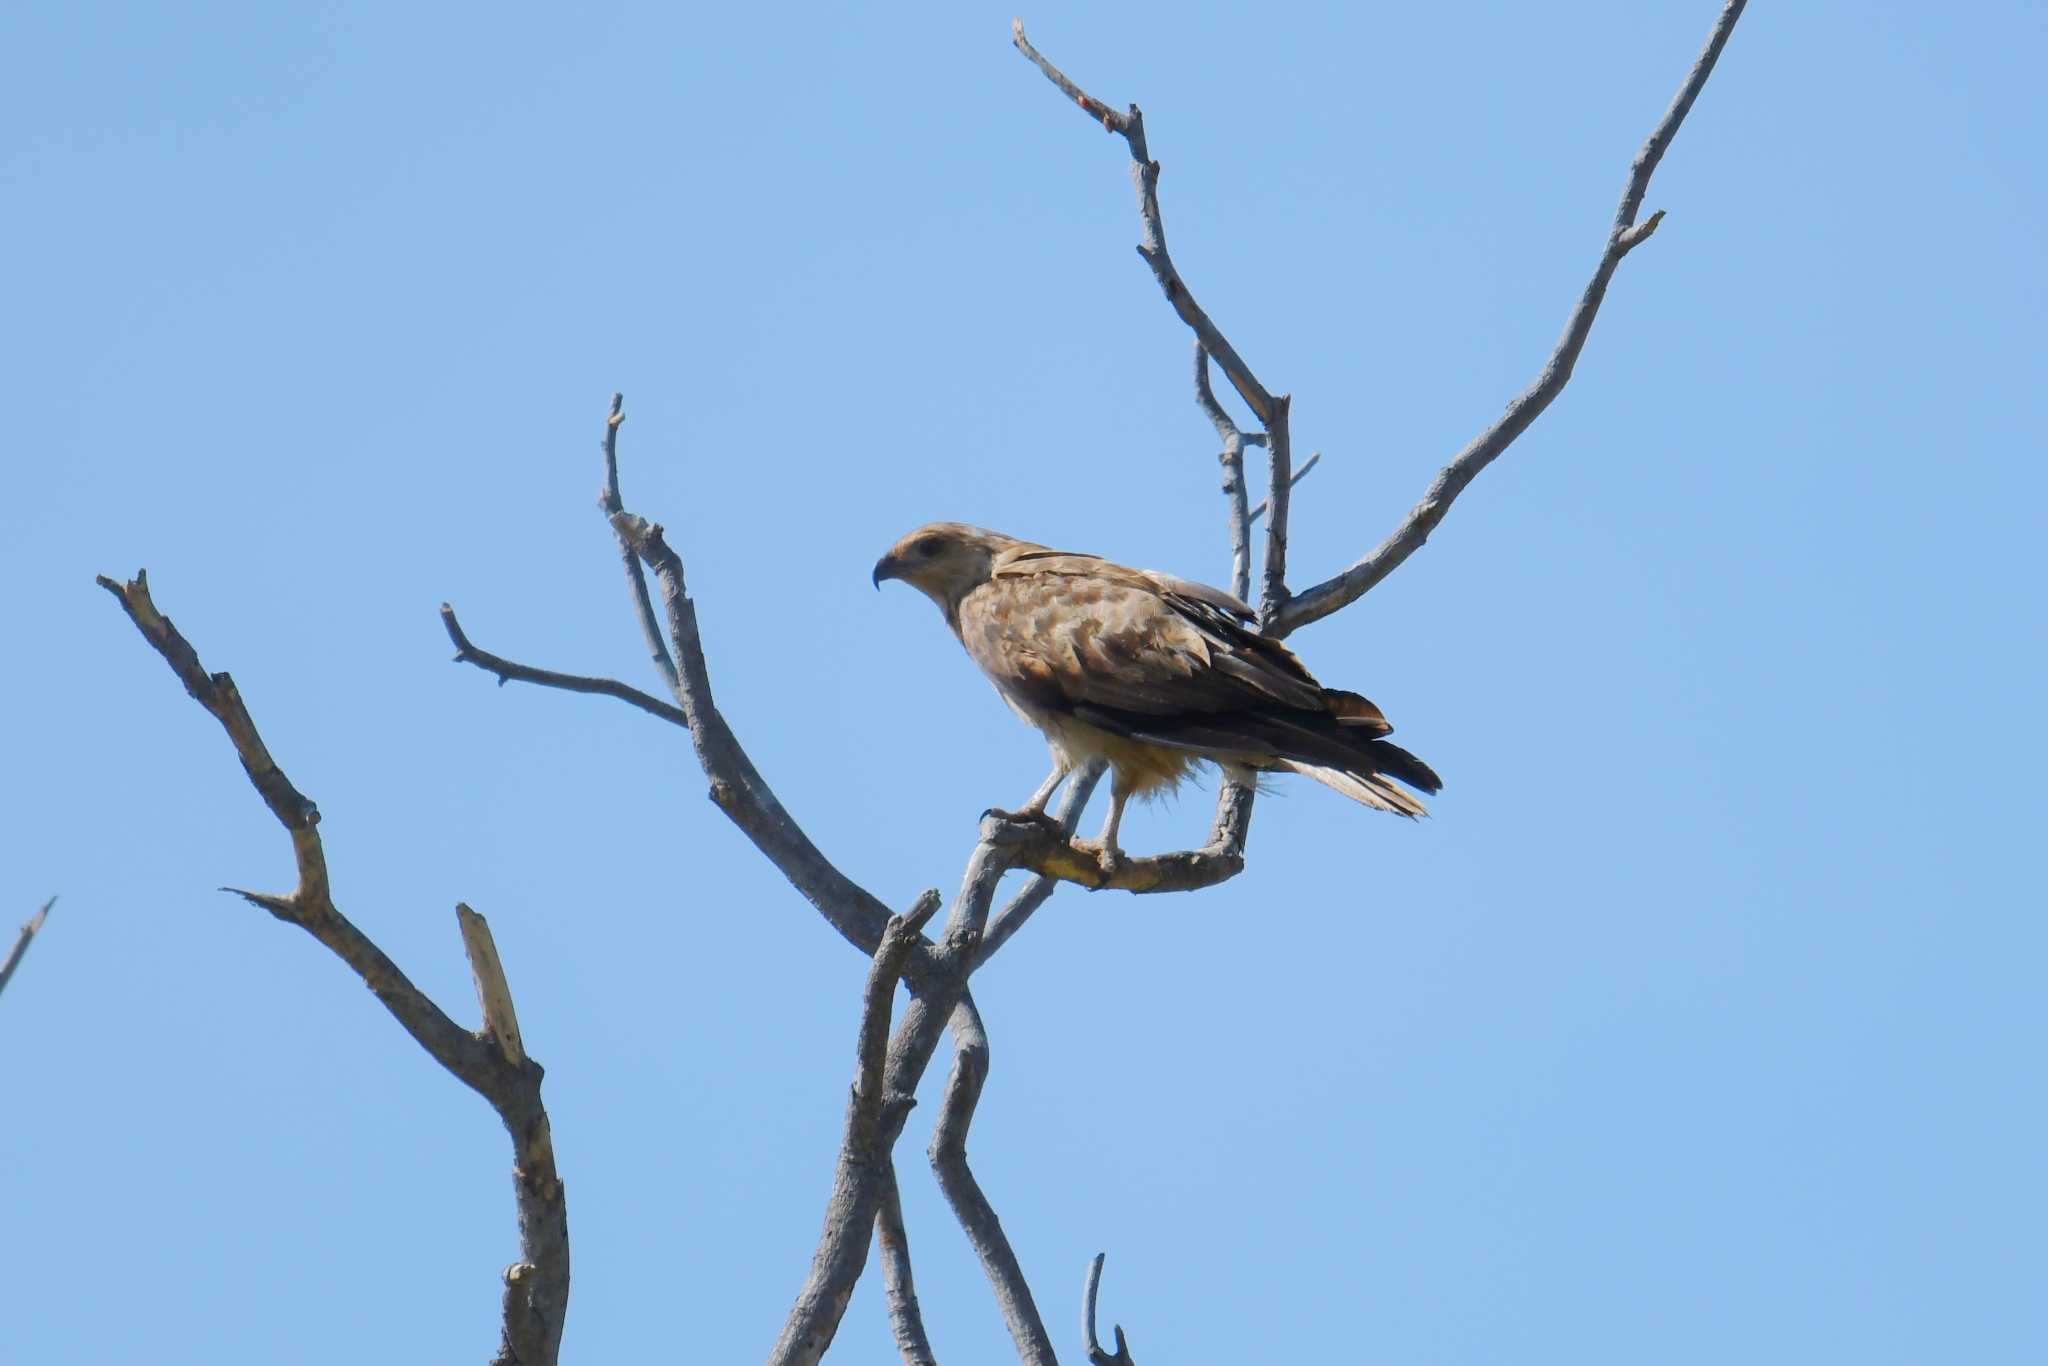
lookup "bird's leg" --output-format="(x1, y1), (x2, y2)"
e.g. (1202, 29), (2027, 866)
(1017, 761), (1070, 817)
(1070, 775), (1131, 878)
(986, 759), (1069, 826)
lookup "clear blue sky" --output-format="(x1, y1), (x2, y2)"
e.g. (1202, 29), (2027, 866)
(5, 2), (2042, 1362)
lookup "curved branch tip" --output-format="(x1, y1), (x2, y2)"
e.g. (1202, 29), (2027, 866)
(1083, 1253), (1137, 1366)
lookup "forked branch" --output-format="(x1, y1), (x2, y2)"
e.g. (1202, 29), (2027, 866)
(1274, 0), (1749, 636)
(603, 509), (920, 961)
(97, 571), (569, 1366)
(769, 872), (984, 1364)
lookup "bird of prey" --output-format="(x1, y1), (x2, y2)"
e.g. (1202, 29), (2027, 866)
(873, 523), (1439, 867)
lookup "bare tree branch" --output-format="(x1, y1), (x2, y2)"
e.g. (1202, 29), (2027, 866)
(0, 896), (56, 1002)
(1257, 393), (1294, 626)
(1274, 0), (1749, 637)
(99, 571), (329, 897)
(987, 806), (1245, 896)
(1081, 1254), (1136, 1366)
(862, 893), (944, 1108)
(458, 904), (569, 1366)
(1193, 343), (1254, 606)
(875, 1161), (940, 1366)
(932, 995), (1057, 1365)
(97, 571), (570, 1366)
(448, 397), (908, 965)
(1011, 21), (1277, 431)
(440, 604), (689, 730)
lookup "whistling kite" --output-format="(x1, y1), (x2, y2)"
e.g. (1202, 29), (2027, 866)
(874, 523), (1439, 867)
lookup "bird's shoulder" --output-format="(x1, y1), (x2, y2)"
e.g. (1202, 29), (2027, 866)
(988, 545), (1256, 623)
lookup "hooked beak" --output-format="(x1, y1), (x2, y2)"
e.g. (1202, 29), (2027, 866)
(872, 553), (904, 591)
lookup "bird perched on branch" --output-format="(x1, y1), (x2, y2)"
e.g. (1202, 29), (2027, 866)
(874, 523), (1439, 868)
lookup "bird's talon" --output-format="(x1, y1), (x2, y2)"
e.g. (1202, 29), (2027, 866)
(1069, 838), (1125, 882)
(987, 806), (1059, 828)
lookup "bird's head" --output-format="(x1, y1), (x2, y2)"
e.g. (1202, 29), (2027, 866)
(873, 522), (1019, 619)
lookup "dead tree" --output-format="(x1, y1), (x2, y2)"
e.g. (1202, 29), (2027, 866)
(99, 5), (1746, 1361)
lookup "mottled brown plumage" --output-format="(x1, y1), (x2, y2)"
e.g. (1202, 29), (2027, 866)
(874, 522), (1439, 864)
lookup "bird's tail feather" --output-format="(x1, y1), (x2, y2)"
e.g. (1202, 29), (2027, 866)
(1280, 758), (1430, 818)
(1353, 737), (1441, 796)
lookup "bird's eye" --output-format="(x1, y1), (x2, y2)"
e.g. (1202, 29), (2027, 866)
(913, 536), (944, 558)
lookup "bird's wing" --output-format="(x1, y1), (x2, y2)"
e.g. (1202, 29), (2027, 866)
(961, 551), (1387, 730)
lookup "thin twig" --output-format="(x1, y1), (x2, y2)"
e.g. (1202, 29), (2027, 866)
(875, 1161), (939, 1366)
(441, 604), (689, 730)
(1248, 451), (1321, 525)
(597, 394), (680, 692)
(0, 896), (56, 1001)
(1082, 1254), (1136, 1366)
(1274, 0), (1749, 637)
(932, 995), (1057, 1365)
(98, 572), (570, 1366)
